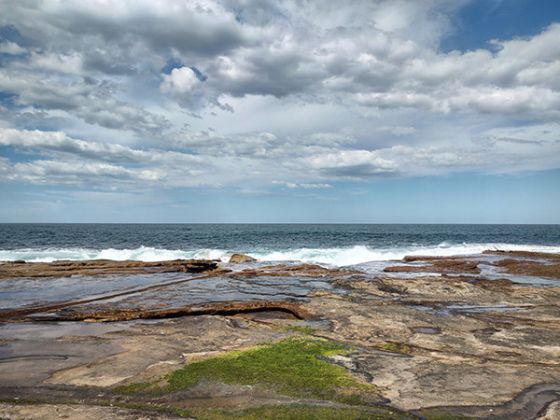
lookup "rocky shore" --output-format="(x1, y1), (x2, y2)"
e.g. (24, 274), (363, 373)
(0, 251), (559, 419)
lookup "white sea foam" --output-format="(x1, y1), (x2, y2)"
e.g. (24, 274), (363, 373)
(1, 243), (560, 266)
(0, 246), (230, 263)
(249, 243), (560, 266)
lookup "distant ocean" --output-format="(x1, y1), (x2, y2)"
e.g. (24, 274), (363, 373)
(1, 224), (559, 266)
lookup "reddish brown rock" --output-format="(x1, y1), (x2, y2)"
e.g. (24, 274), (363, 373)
(232, 263), (358, 278)
(492, 258), (560, 279)
(26, 299), (313, 322)
(0, 259), (218, 279)
(384, 258), (480, 274)
(483, 250), (560, 260)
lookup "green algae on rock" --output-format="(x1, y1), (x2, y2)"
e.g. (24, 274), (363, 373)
(116, 337), (377, 403)
(165, 337), (375, 401)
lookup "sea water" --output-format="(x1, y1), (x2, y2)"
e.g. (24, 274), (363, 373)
(0, 224), (559, 266)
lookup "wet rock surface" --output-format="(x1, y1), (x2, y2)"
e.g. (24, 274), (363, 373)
(384, 257), (481, 274)
(0, 252), (558, 418)
(0, 258), (218, 279)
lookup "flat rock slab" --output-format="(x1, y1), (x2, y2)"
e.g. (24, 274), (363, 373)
(0, 335), (123, 386)
(0, 259), (218, 279)
(0, 263), (341, 321)
(0, 272), (191, 310)
(28, 299), (313, 322)
(384, 251), (560, 282)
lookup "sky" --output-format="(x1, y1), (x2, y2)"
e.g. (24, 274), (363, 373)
(0, 0), (559, 223)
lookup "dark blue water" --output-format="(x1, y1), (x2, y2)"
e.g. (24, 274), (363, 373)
(0, 224), (559, 249)
(0, 224), (559, 264)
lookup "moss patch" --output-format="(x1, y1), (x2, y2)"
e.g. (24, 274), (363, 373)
(188, 404), (415, 420)
(165, 337), (374, 401)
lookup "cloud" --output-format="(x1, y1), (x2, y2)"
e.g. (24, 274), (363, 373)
(160, 5), (560, 116)
(0, 128), (195, 164)
(27, 52), (83, 74)
(161, 67), (200, 94)
(1, 0), (248, 58)
(0, 69), (171, 135)
(3, 1), (559, 117)
(0, 40), (25, 54)
(0, 128), (209, 187)
(8, 160), (161, 186)
(273, 181), (332, 189)
(305, 150), (398, 178)
(0, 0), (559, 194)
(4, 120), (558, 191)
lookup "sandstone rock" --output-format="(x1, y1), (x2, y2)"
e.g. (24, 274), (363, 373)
(384, 258), (480, 274)
(492, 258), (560, 279)
(24, 299), (312, 322)
(0, 259), (218, 279)
(483, 250), (560, 260)
(229, 253), (257, 264)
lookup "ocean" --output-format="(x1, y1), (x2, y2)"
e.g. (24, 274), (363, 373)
(0, 224), (559, 266)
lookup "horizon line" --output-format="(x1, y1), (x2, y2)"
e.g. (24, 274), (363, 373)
(1, 222), (559, 226)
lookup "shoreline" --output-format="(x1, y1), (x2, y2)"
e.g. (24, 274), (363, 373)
(0, 250), (559, 418)
(3, 242), (560, 265)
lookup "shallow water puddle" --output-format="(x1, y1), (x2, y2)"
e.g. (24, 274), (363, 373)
(0, 272), (190, 309)
(0, 271), (338, 318)
(50, 275), (334, 313)
(477, 262), (560, 286)
(0, 320), (132, 339)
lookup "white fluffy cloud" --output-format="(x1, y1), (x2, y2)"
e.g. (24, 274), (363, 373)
(161, 67), (200, 94)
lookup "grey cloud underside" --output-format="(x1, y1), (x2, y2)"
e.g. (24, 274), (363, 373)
(0, 70), (171, 136)
(0, 0), (559, 190)
(3, 1), (560, 112)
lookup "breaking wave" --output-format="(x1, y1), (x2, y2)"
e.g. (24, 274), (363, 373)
(250, 243), (560, 266)
(1, 243), (560, 266)
(0, 246), (227, 263)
